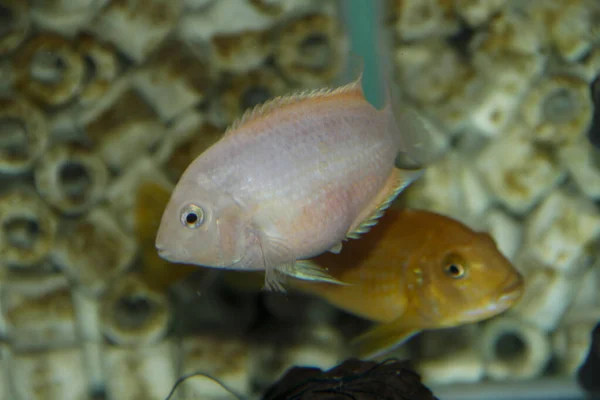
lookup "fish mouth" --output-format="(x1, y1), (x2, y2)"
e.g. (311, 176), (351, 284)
(496, 276), (524, 306)
(155, 245), (173, 261)
(457, 275), (524, 323)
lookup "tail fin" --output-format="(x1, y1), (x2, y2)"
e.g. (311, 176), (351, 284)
(379, 55), (446, 169)
(374, 14), (444, 169)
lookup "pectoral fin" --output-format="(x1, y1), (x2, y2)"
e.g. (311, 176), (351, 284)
(265, 263), (292, 293)
(256, 232), (296, 293)
(394, 106), (446, 169)
(347, 167), (423, 240)
(350, 319), (420, 360)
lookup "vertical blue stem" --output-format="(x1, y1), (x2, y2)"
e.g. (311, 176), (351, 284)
(339, 0), (386, 108)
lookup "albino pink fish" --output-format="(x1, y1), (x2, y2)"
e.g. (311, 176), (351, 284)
(155, 61), (424, 291)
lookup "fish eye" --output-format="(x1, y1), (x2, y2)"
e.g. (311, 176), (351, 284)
(180, 204), (205, 229)
(442, 254), (467, 279)
(444, 263), (465, 278)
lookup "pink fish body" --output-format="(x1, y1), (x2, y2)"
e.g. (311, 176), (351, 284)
(155, 68), (422, 290)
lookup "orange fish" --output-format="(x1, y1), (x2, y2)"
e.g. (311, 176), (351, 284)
(135, 182), (198, 291)
(155, 58), (425, 291)
(292, 208), (524, 359)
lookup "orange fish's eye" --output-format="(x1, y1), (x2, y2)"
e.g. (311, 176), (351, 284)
(180, 204), (205, 229)
(442, 254), (467, 279)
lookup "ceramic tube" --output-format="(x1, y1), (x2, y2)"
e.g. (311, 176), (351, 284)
(481, 317), (551, 381)
(476, 123), (567, 215)
(154, 111), (226, 182)
(2, 273), (78, 350)
(0, 345), (11, 399)
(105, 157), (174, 232)
(522, 190), (600, 274)
(177, 0), (326, 42)
(530, 0), (599, 61)
(30, 0), (109, 36)
(479, 208), (523, 261)
(104, 340), (178, 400)
(72, 288), (105, 391)
(214, 68), (288, 127)
(404, 150), (491, 223)
(0, 188), (58, 268)
(34, 144), (109, 216)
(469, 50), (545, 138)
(250, 323), (345, 393)
(50, 34), (120, 135)
(470, 5), (545, 56)
(209, 29), (273, 73)
(511, 267), (578, 332)
(552, 320), (597, 376)
(575, 47), (600, 83)
(50, 208), (137, 295)
(417, 347), (485, 386)
(13, 33), (85, 107)
(280, 323), (346, 370)
(560, 138), (600, 200)
(100, 273), (171, 346)
(10, 347), (89, 400)
(394, 39), (469, 107)
(80, 81), (165, 173)
(521, 74), (593, 145)
(90, 0), (183, 63)
(454, 0), (505, 27)
(275, 13), (347, 88)
(183, 0), (216, 11)
(0, 0), (30, 56)
(564, 266), (600, 318)
(179, 335), (251, 399)
(392, 0), (459, 40)
(0, 97), (48, 175)
(132, 39), (215, 122)
(414, 326), (485, 385)
(75, 33), (120, 105)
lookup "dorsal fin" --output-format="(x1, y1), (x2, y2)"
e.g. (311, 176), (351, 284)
(223, 70), (364, 137)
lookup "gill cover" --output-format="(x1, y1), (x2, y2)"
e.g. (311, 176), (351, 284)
(213, 194), (247, 267)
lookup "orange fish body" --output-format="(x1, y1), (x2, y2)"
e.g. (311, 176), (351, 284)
(155, 62), (423, 291)
(135, 182), (198, 291)
(293, 208), (525, 359)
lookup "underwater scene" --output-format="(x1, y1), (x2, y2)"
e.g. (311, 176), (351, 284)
(0, 0), (599, 399)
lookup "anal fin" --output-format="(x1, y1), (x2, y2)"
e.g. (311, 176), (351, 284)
(350, 319), (420, 360)
(277, 260), (349, 286)
(347, 167), (423, 240)
(328, 242), (343, 254)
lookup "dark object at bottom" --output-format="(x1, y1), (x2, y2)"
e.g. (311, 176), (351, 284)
(589, 77), (600, 149)
(261, 358), (439, 400)
(578, 322), (600, 398)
